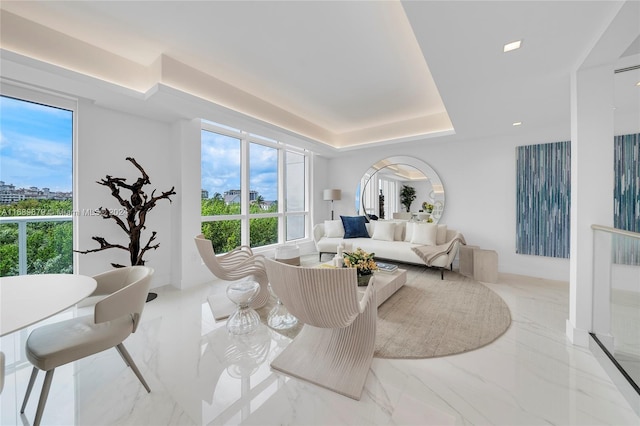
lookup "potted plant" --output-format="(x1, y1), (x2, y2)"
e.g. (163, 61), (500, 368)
(422, 202), (434, 213)
(400, 185), (416, 212)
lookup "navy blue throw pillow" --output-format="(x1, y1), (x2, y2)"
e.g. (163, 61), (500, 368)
(340, 215), (370, 239)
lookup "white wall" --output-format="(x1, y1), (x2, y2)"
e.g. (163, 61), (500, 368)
(7, 73), (608, 286)
(327, 123), (574, 282)
(71, 99), (581, 287)
(76, 101), (174, 288)
(5, 47), (633, 288)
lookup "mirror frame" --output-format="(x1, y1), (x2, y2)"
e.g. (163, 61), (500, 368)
(357, 156), (445, 223)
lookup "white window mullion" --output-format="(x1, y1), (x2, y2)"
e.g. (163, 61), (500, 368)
(305, 153), (311, 239)
(241, 136), (250, 246)
(278, 148), (286, 243)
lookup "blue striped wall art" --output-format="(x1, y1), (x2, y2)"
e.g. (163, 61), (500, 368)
(516, 141), (571, 258)
(613, 133), (640, 265)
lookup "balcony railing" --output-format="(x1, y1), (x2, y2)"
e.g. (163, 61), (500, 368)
(0, 215), (72, 276)
(590, 224), (640, 415)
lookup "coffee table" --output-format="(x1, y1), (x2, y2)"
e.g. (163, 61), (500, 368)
(319, 263), (406, 307)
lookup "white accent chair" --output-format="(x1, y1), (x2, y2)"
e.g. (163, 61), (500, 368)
(264, 258), (377, 400)
(194, 234), (270, 319)
(20, 266), (153, 426)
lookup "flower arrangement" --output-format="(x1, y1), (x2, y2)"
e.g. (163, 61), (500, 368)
(422, 201), (434, 213)
(343, 247), (378, 276)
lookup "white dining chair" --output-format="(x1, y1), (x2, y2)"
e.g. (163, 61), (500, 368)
(20, 266), (153, 426)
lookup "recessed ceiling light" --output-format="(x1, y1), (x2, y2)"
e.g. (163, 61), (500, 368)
(504, 40), (522, 53)
(513, 122), (522, 126)
(636, 81), (640, 86)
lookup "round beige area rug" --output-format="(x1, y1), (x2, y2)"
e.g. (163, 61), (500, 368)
(374, 269), (511, 359)
(258, 267), (511, 359)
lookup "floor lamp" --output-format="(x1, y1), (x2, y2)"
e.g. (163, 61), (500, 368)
(323, 189), (341, 220)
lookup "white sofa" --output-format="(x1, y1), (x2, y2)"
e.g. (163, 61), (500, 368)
(312, 219), (464, 279)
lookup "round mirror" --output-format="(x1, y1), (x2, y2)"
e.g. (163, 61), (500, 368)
(355, 156), (445, 223)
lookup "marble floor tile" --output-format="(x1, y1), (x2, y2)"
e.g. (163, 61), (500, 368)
(1, 259), (639, 425)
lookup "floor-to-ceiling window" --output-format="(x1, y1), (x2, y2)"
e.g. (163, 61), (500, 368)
(0, 87), (75, 276)
(201, 121), (309, 253)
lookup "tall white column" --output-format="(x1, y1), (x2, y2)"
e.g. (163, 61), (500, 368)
(567, 64), (614, 346)
(170, 118), (211, 289)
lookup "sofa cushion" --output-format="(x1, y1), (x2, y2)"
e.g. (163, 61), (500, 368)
(411, 223), (437, 246)
(324, 220), (344, 238)
(340, 215), (370, 239)
(371, 221), (396, 241)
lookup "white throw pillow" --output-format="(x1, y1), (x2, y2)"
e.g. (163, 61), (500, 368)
(366, 221), (375, 237)
(394, 221), (405, 241)
(324, 220), (345, 238)
(404, 222), (415, 242)
(372, 221), (396, 241)
(411, 223), (438, 246)
(436, 224), (448, 245)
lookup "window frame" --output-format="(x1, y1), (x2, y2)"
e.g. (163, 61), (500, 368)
(0, 82), (78, 273)
(201, 120), (310, 251)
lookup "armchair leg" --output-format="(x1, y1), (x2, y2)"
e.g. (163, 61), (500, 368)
(20, 367), (38, 413)
(21, 367), (54, 426)
(116, 343), (151, 393)
(33, 370), (54, 426)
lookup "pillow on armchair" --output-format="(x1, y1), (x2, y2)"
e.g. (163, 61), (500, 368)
(340, 216), (370, 239)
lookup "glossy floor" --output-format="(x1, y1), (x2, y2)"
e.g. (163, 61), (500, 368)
(1, 261), (639, 425)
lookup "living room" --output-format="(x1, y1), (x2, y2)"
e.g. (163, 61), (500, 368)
(1, 1), (639, 424)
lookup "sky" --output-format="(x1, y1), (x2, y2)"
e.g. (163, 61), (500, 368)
(0, 95), (279, 201)
(0, 95), (73, 192)
(201, 129), (278, 201)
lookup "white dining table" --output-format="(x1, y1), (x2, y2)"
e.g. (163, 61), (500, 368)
(0, 274), (97, 337)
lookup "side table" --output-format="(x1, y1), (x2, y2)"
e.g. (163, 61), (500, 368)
(275, 245), (300, 266)
(459, 245), (499, 283)
(473, 249), (499, 283)
(459, 245), (479, 278)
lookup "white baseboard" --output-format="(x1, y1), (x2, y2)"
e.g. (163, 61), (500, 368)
(566, 319), (590, 347)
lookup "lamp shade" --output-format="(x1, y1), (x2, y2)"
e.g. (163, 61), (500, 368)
(323, 189), (341, 201)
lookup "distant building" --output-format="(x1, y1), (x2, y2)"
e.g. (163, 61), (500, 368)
(260, 200), (276, 211)
(223, 189), (258, 204)
(0, 181), (72, 204)
(201, 189), (209, 199)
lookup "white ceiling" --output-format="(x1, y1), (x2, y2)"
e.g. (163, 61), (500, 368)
(1, 1), (638, 150)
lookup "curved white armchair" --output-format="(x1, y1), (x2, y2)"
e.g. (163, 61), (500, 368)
(21, 266), (153, 426)
(264, 258), (376, 400)
(195, 234), (270, 319)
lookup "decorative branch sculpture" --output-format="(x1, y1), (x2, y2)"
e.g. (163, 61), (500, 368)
(76, 157), (176, 270)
